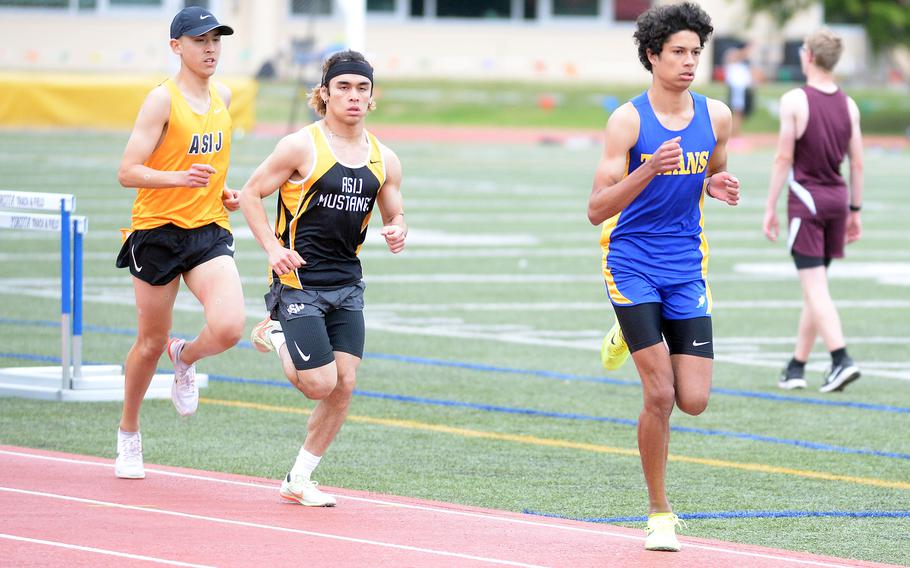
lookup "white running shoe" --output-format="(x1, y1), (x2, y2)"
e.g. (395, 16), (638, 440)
(251, 316), (283, 353)
(115, 430), (145, 479)
(645, 512), (684, 552)
(167, 338), (198, 417)
(279, 473), (337, 507)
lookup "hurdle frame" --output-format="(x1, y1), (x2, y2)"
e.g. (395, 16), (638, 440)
(0, 189), (207, 401)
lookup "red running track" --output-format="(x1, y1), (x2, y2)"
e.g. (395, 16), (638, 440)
(0, 446), (897, 568)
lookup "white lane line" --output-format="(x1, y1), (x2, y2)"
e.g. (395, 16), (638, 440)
(0, 532), (214, 567)
(0, 450), (868, 567)
(0, 486), (544, 568)
(367, 300), (910, 311)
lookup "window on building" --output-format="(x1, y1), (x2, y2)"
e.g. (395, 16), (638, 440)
(523, 0), (536, 20)
(553, 0), (597, 17)
(437, 0), (511, 18)
(0, 1), (69, 6)
(409, 0), (422, 16)
(614, 0), (650, 22)
(109, 0), (160, 5)
(291, 0), (331, 16)
(368, 0), (395, 12)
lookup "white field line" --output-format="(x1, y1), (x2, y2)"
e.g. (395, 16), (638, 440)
(5, 248), (910, 261)
(368, 300), (910, 311)
(361, 319), (910, 382)
(0, 450), (869, 568)
(0, 533), (214, 568)
(0, 486), (547, 568)
(2, 272), (909, 285)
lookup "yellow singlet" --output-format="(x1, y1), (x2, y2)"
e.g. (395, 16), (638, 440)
(130, 79), (232, 231)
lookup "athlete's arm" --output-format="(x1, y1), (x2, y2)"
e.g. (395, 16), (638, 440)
(213, 82), (240, 211)
(587, 103), (681, 225)
(704, 98), (740, 207)
(117, 85), (216, 189)
(845, 96), (864, 243)
(376, 146), (407, 254)
(239, 134), (312, 275)
(763, 89), (803, 242)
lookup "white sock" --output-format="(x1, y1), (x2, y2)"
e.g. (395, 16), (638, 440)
(270, 328), (287, 353)
(291, 447), (321, 481)
(117, 429), (140, 451)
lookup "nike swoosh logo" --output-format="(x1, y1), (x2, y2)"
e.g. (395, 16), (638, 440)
(200, 14), (212, 19)
(226, 240), (235, 252)
(369, 159), (381, 164)
(130, 245), (143, 272)
(214, 107), (224, 114)
(692, 340), (711, 347)
(292, 340), (311, 362)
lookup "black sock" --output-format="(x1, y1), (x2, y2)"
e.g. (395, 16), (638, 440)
(830, 347), (848, 367)
(787, 357), (806, 373)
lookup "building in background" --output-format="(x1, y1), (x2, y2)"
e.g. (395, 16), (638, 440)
(0, 0), (870, 84)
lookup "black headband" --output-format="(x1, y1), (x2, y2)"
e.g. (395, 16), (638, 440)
(322, 60), (374, 87)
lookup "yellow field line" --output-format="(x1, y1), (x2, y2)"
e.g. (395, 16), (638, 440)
(200, 397), (910, 491)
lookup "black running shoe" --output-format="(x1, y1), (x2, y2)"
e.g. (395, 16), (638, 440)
(778, 366), (807, 390)
(820, 358), (861, 393)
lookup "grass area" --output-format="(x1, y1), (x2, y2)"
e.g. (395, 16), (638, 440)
(0, 130), (909, 565)
(256, 78), (910, 134)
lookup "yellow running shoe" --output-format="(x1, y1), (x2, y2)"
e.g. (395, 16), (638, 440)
(644, 512), (684, 552)
(600, 319), (629, 370)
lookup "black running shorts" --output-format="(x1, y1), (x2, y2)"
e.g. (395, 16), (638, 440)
(264, 281), (366, 370)
(116, 223), (235, 286)
(614, 302), (714, 358)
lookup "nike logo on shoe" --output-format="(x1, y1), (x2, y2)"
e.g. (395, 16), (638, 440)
(130, 245), (143, 272)
(293, 340), (311, 362)
(692, 340), (710, 347)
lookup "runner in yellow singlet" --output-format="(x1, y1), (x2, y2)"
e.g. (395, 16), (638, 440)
(113, 7), (244, 480)
(240, 50), (407, 507)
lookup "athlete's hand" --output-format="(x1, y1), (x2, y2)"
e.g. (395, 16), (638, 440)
(707, 172), (740, 206)
(763, 208), (779, 242)
(222, 187), (241, 211)
(647, 136), (683, 176)
(846, 211), (862, 244)
(183, 163), (216, 188)
(380, 224), (407, 254)
(267, 245), (305, 276)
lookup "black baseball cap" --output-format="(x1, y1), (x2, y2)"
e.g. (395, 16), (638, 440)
(170, 6), (234, 39)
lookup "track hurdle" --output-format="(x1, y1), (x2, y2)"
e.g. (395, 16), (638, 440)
(0, 189), (207, 401)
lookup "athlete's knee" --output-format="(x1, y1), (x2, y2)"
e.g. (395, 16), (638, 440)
(208, 316), (244, 349)
(134, 332), (169, 360)
(676, 393), (709, 416)
(642, 382), (676, 416)
(294, 368), (337, 400)
(333, 369), (357, 399)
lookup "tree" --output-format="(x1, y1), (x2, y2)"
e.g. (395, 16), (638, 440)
(746, 0), (910, 53)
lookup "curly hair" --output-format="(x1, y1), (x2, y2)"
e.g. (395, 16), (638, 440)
(633, 2), (714, 73)
(307, 50), (376, 117)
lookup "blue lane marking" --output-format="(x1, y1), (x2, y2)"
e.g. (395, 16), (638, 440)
(10, 317), (905, 415)
(346, 388), (910, 461)
(362, 351), (910, 415)
(0, 351), (906, 461)
(523, 509), (910, 523)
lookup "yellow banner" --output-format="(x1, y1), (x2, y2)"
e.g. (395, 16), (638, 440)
(0, 72), (257, 132)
